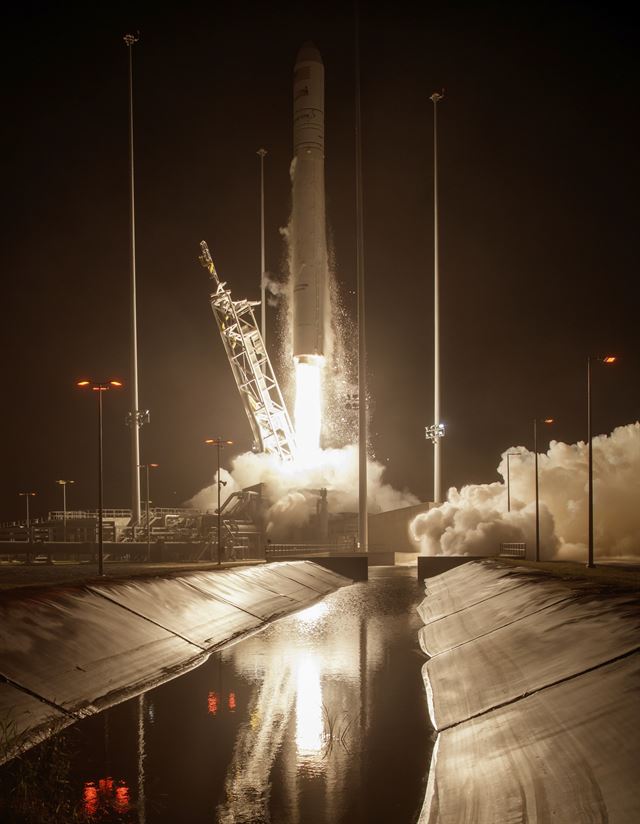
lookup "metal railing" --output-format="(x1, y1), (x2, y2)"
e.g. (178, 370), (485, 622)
(47, 509), (132, 521)
(499, 542), (527, 558)
(265, 543), (362, 557)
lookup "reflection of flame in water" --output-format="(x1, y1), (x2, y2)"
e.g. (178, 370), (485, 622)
(217, 597), (387, 824)
(294, 357), (323, 458)
(217, 662), (296, 824)
(296, 655), (323, 760)
(115, 784), (130, 813)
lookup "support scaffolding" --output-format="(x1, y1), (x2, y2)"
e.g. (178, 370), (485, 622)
(199, 241), (297, 462)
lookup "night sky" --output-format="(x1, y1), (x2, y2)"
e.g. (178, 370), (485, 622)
(3, 2), (638, 521)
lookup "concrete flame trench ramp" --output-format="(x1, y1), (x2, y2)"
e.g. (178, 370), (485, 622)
(418, 559), (640, 824)
(0, 561), (350, 763)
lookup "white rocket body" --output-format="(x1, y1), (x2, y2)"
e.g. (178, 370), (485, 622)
(291, 43), (328, 362)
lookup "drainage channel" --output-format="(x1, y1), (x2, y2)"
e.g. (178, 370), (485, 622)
(0, 566), (433, 824)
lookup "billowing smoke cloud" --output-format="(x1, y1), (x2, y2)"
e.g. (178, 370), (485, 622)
(188, 445), (418, 539)
(410, 422), (640, 561)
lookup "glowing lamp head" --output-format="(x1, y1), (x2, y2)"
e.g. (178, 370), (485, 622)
(602, 356), (617, 364)
(543, 418), (554, 424)
(77, 380), (90, 387)
(110, 380), (123, 387)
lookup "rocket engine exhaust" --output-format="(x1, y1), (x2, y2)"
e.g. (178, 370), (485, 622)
(290, 42), (329, 457)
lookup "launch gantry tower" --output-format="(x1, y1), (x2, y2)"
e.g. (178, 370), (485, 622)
(199, 241), (297, 462)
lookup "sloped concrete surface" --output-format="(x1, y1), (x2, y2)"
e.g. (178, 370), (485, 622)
(89, 576), (261, 650)
(421, 656), (640, 824)
(426, 590), (640, 729)
(0, 562), (350, 763)
(419, 575), (577, 657)
(418, 560), (640, 823)
(180, 569), (293, 619)
(417, 561), (540, 624)
(264, 559), (350, 593)
(0, 588), (198, 715)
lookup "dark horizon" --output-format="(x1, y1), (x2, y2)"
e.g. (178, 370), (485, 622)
(3, 1), (638, 521)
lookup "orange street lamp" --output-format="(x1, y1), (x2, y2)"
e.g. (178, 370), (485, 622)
(77, 379), (124, 575)
(587, 355), (617, 568)
(533, 417), (554, 562)
(205, 438), (233, 565)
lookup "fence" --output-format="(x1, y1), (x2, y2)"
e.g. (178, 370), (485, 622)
(499, 542), (527, 559)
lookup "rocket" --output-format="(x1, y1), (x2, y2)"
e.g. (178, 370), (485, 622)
(291, 42), (329, 363)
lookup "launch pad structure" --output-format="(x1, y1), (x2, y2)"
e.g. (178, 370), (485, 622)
(199, 241), (297, 462)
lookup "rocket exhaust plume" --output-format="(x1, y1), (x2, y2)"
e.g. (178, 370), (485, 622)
(410, 422), (640, 562)
(290, 42), (330, 456)
(189, 446), (418, 540)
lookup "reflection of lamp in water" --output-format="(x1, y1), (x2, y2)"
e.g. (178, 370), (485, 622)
(115, 784), (130, 813)
(83, 782), (98, 816)
(228, 692), (237, 712)
(208, 691), (219, 715)
(82, 777), (130, 817)
(296, 655), (323, 759)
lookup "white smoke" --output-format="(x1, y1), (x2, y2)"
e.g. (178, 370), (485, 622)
(410, 422), (640, 561)
(188, 445), (418, 540)
(262, 272), (287, 307)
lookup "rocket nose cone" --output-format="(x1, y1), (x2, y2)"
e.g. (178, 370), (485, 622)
(296, 41), (323, 65)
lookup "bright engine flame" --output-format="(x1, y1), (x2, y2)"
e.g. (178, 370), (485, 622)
(294, 357), (323, 459)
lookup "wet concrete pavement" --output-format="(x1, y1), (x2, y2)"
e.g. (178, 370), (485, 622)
(419, 560), (640, 823)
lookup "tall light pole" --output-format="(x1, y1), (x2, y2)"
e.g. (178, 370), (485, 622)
(77, 380), (123, 576)
(205, 438), (233, 565)
(18, 491), (37, 528)
(587, 355), (617, 568)
(138, 463), (159, 561)
(19, 491), (37, 565)
(124, 32), (143, 533)
(355, 8), (368, 552)
(506, 453), (521, 513)
(257, 148), (267, 345)
(55, 480), (75, 541)
(429, 90), (445, 503)
(533, 417), (554, 562)
(19, 491), (36, 558)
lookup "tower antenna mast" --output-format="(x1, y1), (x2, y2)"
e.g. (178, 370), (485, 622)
(124, 32), (146, 529)
(426, 90), (445, 503)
